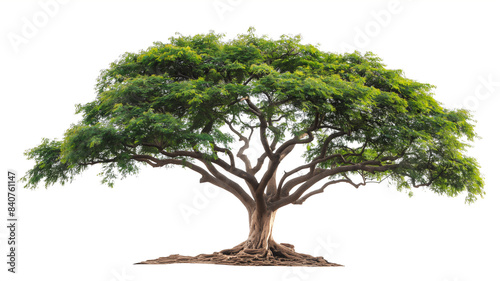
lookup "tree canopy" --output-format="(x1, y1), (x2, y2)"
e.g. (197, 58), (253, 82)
(23, 28), (484, 210)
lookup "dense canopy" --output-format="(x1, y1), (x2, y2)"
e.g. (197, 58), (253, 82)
(23, 28), (484, 210)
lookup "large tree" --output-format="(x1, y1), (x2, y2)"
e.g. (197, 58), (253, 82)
(23, 29), (484, 266)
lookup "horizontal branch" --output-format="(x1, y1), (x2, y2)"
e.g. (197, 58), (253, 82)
(270, 163), (400, 210)
(80, 152), (255, 211)
(140, 143), (260, 190)
(293, 173), (367, 205)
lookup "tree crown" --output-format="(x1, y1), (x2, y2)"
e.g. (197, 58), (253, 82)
(23, 28), (484, 206)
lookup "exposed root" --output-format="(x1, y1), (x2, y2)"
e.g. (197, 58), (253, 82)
(136, 241), (342, 267)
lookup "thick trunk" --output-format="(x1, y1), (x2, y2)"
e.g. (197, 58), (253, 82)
(139, 203), (341, 266)
(245, 208), (276, 250)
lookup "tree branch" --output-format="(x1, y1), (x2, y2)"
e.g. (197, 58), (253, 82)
(131, 153), (256, 211)
(277, 152), (358, 199)
(270, 163), (400, 210)
(199, 159), (257, 203)
(292, 177), (366, 205)
(243, 74), (256, 86)
(141, 143), (260, 189)
(244, 98), (273, 157)
(274, 112), (320, 156)
(225, 119), (254, 173)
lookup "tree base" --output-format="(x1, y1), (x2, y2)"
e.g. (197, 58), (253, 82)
(135, 242), (343, 267)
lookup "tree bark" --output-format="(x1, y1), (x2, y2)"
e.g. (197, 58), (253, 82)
(245, 208), (276, 250)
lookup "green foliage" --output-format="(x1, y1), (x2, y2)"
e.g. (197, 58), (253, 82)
(23, 29), (484, 203)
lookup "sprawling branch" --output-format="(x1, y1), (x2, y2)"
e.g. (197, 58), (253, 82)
(270, 163), (400, 210)
(258, 113), (322, 199)
(277, 150), (359, 200)
(275, 138), (407, 201)
(132, 153), (255, 211)
(277, 154), (345, 198)
(141, 142), (260, 190)
(116, 142), (258, 210)
(292, 172), (368, 205)
(277, 168), (327, 199)
(199, 159), (256, 205)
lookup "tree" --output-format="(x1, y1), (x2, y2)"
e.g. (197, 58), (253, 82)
(23, 28), (484, 266)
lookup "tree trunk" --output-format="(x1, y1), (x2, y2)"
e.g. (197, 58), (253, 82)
(137, 203), (342, 266)
(245, 208), (276, 250)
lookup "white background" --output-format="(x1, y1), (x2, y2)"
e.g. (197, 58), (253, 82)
(1, 0), (499, 281)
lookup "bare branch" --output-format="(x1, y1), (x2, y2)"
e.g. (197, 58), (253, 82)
(270, 163), (400, 210)
(225, 119), (253, 173)
(212, 144), (236, 169)
(265, 143), (295, 197)
(294, 180), (346, 205)
(127, 152), (256, 211)
(251, 152), (267, 175)
(244, 98), (273, 157)
(277, 152), (359, 199)
(140, 143), (260, 189)
(200, 159), (257, 204)
(293, 172), (371, 205)
(250, 126), (281, 175)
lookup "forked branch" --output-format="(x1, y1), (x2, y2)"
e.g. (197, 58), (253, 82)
(293, 172), (368, 205)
